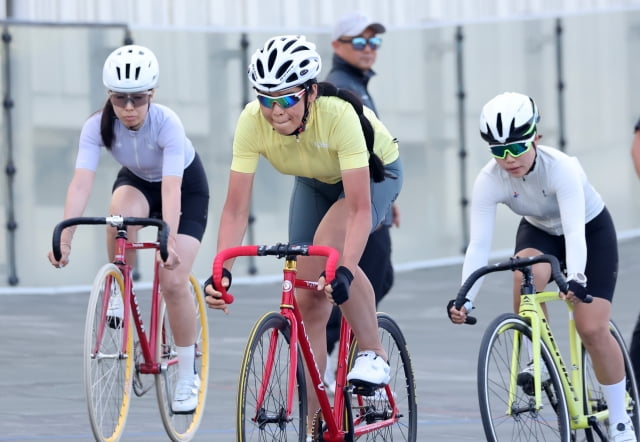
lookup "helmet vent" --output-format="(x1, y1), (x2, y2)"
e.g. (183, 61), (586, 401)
(268, 50), (278, 71)
(495, 112), (503, 137)
(256, 60), (265, 78)
(276, 60), (293, 79)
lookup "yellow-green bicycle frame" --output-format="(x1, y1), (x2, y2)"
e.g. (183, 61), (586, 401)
(508, 289), (609, 430)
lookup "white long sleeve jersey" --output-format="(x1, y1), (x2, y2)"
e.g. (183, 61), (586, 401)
(461, 145), (604, 302)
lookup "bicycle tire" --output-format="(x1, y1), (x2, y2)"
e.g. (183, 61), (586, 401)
(84, 263), (133, 442)
(579, 319), (640, 440)
(236, 311), (307, 442)
(478, 312), (571, 441)
(156, 274), (210, 441)
(344, 312), (418, 441)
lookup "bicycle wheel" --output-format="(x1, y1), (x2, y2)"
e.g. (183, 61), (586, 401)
(579, 320), (640, 441)
(345, 312), (418, 441)
(478, 313), (571, 441)
(84, 263), (133, 442)
(156, 274), (210, 442)
(237, 311), (307, 442)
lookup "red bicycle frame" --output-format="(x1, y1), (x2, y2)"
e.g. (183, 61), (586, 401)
(213, 244), (400, 441)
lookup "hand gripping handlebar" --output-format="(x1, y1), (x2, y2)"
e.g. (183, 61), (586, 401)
(52, 216), (170, 262)
(453, 254), (591, 325)
(211, 243), (340, 305)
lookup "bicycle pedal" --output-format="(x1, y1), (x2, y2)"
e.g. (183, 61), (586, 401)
(349, 381), (379, 397)
(517, 372), (535, 396)
(107, 315), (122, 329)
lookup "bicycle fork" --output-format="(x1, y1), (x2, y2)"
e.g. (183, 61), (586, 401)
(507, 294), (553, 415)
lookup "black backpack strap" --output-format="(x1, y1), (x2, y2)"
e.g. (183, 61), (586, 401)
(317, 82), (388, 182)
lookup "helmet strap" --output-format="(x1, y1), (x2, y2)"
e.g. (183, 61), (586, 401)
(525, 142), (538, 177)
(289, 83), (313, 139)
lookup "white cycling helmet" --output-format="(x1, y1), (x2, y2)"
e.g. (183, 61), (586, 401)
(248, 35), (322, 92)
(103, 44), (159, 93)
(479, 92), (540, 145)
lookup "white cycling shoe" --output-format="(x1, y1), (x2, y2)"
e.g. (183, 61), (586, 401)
(346, 350), (390, 387)
(172, 375), (200, 414)
(106, 293), (124, 329)
(609, 419), (637, 442)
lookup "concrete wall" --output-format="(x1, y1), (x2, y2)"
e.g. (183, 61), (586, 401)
(2, 9), (640, 288)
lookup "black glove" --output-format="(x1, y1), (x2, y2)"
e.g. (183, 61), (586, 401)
(323, 266), (354, 305)
(446, 299), (457, 320)
(567, 280), (588, 302)
(446, 298), (472, 320)
(204, 268), (232, 295)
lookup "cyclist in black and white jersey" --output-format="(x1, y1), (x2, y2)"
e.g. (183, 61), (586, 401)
(47, 45), (209, 414)
(448, 92), (635, 441)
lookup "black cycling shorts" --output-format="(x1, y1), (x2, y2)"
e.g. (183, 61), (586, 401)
(112, 153), (209, 241)
(514, 207), (618, 301)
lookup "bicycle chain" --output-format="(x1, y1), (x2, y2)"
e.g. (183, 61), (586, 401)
(310, 408), (323, 441)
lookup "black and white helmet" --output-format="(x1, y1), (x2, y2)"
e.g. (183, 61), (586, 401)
(103, 45), (159, 93)
(248, 35), (322, 92)
(479, 92), (540, 145)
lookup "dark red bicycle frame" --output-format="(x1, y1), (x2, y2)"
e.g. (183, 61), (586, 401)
(61, 219), (174, 375)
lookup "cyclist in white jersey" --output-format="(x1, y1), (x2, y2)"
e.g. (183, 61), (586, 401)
(48, 45), (209, 414)
(447, 92), (636, 441)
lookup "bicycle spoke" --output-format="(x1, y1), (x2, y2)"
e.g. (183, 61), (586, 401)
(348, 313), (417, 441)
(84, 264), (133, 442)
(156, 275), (209, 441)
(237, 312), (306, 441)
(478, 313), (570, 441)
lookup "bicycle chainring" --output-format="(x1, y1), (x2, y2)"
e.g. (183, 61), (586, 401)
(132, 339), (154, 396)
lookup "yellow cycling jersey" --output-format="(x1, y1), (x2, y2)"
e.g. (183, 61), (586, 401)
(231, 95), (399, 184)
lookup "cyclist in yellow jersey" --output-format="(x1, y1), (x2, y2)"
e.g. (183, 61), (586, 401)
(204, 35), (402, 431)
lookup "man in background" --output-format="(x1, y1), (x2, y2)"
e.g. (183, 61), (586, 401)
(323, 11), (399, 392)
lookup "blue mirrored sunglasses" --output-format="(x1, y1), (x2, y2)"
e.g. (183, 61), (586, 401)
(338, 36), (382, 51)
(490, 141), (532, 159)
(256, 89), (306, 109)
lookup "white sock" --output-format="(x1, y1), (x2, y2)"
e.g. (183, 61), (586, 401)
(176, 344), (196, 380)
(602, 377), (629, 425)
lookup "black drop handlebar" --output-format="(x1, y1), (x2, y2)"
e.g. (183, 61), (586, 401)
(453, 254), (592, 325)
(52, 216), (170, 263)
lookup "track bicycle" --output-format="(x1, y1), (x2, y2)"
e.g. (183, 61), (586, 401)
(52, 215), (209, 442)
(453, 253), (639, 441)
(211, 243), (417, 441)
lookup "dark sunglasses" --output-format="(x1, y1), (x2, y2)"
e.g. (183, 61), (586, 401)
(338, 36), (382, 51)
(109, 91), (152, 108)
(490, 141), (532, 159)
(256, 89), (306, 109)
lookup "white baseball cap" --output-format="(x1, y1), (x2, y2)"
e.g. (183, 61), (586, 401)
(332, 11), (386, 40)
